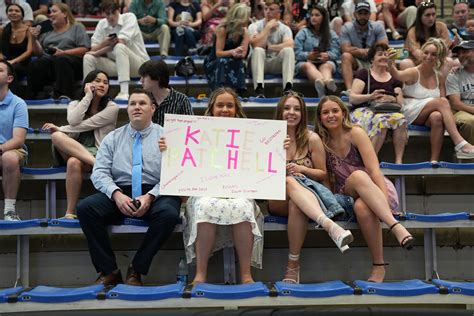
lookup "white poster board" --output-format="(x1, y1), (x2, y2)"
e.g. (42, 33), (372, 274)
(160, 114), (287, 200)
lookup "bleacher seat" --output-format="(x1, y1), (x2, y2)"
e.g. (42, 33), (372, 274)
(274, 280), (353, 298)
(48, 218), (81, 228)
(107, 283), (184, 301)
(1, 287), (23, 303)
(0, 219), (44, 229)
(403, 212), (472, 222)
(353, 280), (439, 296)
(191, 282), (269, 299)
(432, 280), (474, 296)
(18, 285), (105, 303)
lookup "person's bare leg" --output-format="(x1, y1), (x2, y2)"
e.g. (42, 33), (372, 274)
(301, 62), (323, 81)
(232, 222), (254, 284)
(193, 222), (217, 283)
(341, 53), (355, 90)
(65, 157), (92, 216)
(354, 199), (385, 282)
(392, 124), (407, 164)
(284, 200), (308, 283)
(1, 151), (21, 199)
(51, 132), (95, 165)
(371, 128), (388, 154)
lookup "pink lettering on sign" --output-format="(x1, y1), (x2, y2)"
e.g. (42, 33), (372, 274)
(267, 152), (277, 173)
(226, 129), (240, 149)
(228, 150), (238, 169)
(181, 147), (197, 167)
(185, 126), (200, 145)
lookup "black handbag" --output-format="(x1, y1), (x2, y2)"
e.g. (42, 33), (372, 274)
(175, 56), (197, 95)
(367, 69), (402, 114)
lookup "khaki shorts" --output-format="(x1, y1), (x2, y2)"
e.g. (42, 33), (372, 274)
(355, 58), (371, 71)
(3, 148), (28, 167)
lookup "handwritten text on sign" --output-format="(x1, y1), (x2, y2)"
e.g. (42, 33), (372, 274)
(160, 114), (286, 200)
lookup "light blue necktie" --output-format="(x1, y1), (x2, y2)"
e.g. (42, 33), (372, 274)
(132, 132), (142, 198)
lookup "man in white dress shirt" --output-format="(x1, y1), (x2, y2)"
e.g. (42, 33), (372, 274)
(83, 0), (149, 100)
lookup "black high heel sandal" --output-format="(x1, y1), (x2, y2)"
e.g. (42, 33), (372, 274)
(368, 263), (389, 282)
(388, 222), (414, 250)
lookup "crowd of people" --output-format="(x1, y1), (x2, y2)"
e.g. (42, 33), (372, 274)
(0, 0), (473, 287)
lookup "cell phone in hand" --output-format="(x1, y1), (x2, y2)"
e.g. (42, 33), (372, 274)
(382, 90), (398, 97)
(132, 198), (141, 209)
(108, 33), (117, 38)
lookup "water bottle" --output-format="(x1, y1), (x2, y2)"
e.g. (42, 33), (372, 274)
(176, 256), (188, 284)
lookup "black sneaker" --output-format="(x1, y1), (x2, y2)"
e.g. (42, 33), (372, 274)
(255, 87), (265, 98)
(284, 82), (293, 93)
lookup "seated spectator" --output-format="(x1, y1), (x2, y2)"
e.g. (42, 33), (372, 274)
(159, 87), (263, 285)
(0, 0), (33, 26)
(282, 0), (309, 34)
(340, 1), (388, 96)
(294, 4), (340, 98)
(315, 96), (413, 282)
(0, 3), (33, 94)
(402, 1), (451, 70)
(42, 71), (119, 220)
(27, 0), (50, 24)
(248, 0), (295, 98)
(464, 18), (474, 40)
(268, 91), (353, 284)
(326, 0), (345, 36)
(349, 43), (407, 163)
(77, 89), (182, 287)
(167, 0), (202, 56)
(0, 60), (28, 221)
(204, 3), (249, 94)
(389, 38), (474, 160)
(379, 0), (403, 39)
(138, 60), (193, 126)
(341, 0), (377, 23)
(83, 0), (149, 101)
(448, 0), (470, 42)
(27, 3), (90, 99)
(129, 0), (171, 58)
(201, 0), (233, 47)
(396, 0), (420, 31)
(446, 41), (474, 144)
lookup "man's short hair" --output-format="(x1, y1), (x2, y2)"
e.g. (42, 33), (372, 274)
(138, 60), (170, 88)
(130, 88), (153, 104)
(264, 0), (281, 6)
(0, 59), (15, 79)
(101, 0), (119, 13)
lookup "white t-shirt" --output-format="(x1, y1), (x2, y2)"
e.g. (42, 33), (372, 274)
(446, 68), (474, 107)
(341, 0), (377, 19)
(248, 19), (293, 57)
(0, 0), (34, 25)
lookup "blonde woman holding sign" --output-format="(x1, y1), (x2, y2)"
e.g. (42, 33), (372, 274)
(159, 87), (262, 285)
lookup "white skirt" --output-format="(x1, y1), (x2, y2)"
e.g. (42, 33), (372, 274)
(183, 197), (264, 269)
(402, 97), (436, 124)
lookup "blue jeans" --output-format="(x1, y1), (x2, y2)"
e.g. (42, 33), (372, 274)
(171, 27), (200, 56)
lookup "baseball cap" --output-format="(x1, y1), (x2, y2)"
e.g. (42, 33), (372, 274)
(355, 1), (371, 12)
(453, 40), (474, 53)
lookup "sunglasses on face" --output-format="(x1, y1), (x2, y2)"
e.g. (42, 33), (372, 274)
(419, 1), (435, 7)
(454, 0), (469, 4)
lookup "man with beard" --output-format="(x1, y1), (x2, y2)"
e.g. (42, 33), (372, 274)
(340, 1), (388, 96)
(447, 40), (474, 143)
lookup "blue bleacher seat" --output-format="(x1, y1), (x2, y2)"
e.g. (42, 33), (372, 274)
(264, 215), (289, 224)
(20, 167), (66, 175)
(274, 280), (353, 298)
(191, 282), (269, 299)
(439, 161), (474, 169)
(122, 218), (149, 227)
(405, 212), (471, 222)
(432, 279), (474, 296)
(408, 124), (431, 132)
(0, 219), (43, 229)
(353, 280), (439, 296)
(24, 98), (55, 105)
(1, 287), (23, 303)
(107, 283), (184, 301)
(379, 161), (434, 170)
(48, 218), (81, 228)
(18, 285), (104, 303)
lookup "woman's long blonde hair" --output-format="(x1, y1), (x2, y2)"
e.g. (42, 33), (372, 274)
(204, 87), (247, 118)
(275, 91), (309, 156)
(421, 37), (448, 70)
(314, 96), (353, 153)
(53, 3), (76, 26)
(218, 3), (250, 41)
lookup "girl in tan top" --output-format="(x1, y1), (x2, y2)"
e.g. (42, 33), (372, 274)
(42, 71), (119, 219)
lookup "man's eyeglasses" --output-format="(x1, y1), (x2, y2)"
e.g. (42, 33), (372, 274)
(454, 0), (469, 4)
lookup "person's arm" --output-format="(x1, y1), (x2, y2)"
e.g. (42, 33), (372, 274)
(189, 11), (202, 28)
(90, 133), (121, 199)
(387, 56), (416, 83)
(215, 26), (233, 57)
(0, 128), (26, 153)
(167, 6), (180, 27)
(201, 0), (224, 22)
(327, 31), (341, 61)
(341, 42), (369, 59)
(61, 102), (119, 133)
(395, 86), (404, 105)
(286, 132), (327, 181)
(439, 74), (446, 98)
(437, 21), (452, 50)
(33, 4), (48, 17)
(294, 29), (308, 61)
(117, 13), (140, 44)
(404, 28), (422, 62)
(9, 28), (33, 64)
(55, 46), (89, 57)
(249, 19), (279, 48)
(267, 24), (294, 52)
(90, 20), (116, 52)
(180, 95), (194, 115)
(156, 1), (168, 26)
(448, 94), (474, 114)
(349, 78), (372, 104)
(446, 73), (474, 114)
(29, 27), (44, 55)
(352, 126), (388, 197)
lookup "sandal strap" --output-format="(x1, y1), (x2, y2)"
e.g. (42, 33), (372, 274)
(387, 221), (400, 233)
(372, 262), (389, 266)
(455, 140), (468, 152)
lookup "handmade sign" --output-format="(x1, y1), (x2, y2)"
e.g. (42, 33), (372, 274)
(160, 114), (287, 200)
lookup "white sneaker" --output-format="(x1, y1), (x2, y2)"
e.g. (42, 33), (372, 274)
(114, 92), (129, 101)
(325, 79), (337, 92)
(314, 79), (326, 98)
(4, 211), (21, 221)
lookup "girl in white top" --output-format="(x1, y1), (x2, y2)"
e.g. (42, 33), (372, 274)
(388, 37), (474, 161)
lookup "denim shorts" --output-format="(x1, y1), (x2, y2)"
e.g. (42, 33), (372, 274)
(333, 194), (356, 222)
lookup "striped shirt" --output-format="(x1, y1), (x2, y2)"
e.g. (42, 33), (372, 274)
(151, 88), (194, 126)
